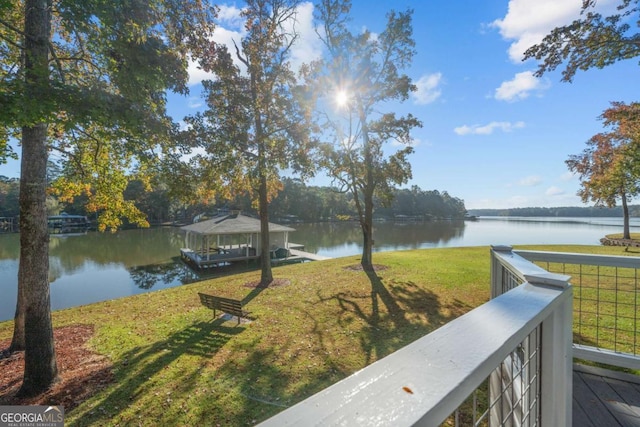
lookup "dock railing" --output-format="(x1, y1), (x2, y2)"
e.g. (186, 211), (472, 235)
(511, 248), (640, 371)
(259, 247), (573, 426)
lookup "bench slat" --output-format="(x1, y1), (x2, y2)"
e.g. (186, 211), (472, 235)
(198, 293), (249, 324)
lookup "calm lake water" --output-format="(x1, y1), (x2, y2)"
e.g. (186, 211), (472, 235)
(0, 216), (638, 322)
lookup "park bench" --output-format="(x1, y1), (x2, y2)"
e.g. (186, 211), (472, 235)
(198, 292), (249, 325)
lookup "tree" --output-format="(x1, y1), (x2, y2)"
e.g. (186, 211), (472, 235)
(0, 176), (20, 217)
(310, 0), (422, 270)
(566, 103), (640, 239)
(523, 0), (640, 82)
(1, 0), (214, 397)
(186, 0), (316, 286)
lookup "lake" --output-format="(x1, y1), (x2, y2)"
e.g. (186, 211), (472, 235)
(0, 216), (638, 322)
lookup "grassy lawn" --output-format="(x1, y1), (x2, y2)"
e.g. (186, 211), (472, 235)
(605, 233), (640, 241)
(0, 244), (636, 426)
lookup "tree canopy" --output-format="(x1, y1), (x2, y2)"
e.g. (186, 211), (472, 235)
(523, 0), (640, 81)
(566, 102), (640, 238)
(184, 0), (317, 285)
(1, 0), (215, 231)
(309, 0), (422, 269)
(1, 0), (215, 397)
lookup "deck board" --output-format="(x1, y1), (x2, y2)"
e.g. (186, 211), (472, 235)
(288, 248), (331, 261)
(574, 364), (640, 427)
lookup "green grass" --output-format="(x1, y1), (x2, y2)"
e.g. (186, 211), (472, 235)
(605, 233), (640, 240)
(0, 244), (636, 426)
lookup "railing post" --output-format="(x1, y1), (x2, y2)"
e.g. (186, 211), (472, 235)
(490, 245), (513, 298)
(527, 273), (573, 427)
(488, 252), (573, 427)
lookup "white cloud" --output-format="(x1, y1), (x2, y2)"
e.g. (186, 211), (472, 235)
(187, 56), (216, 86)
(454, 121), (525, 136)
(492, 0), (617, 62)
(217, 4), (245, 29)
(560, 171), (576, 181)
(187, 97), (203, 109)
(519, 175), (542, 186)
(413, 73), (443, 105)
(495, 71), (549, 102)
(285, 2), (324, 75)
(546, 186), (565, 196)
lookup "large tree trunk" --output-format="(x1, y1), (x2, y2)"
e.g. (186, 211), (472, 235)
(360, 108), (374, 271)
(258, 172), (273, 285)
(15, 0), (59, 397)
(622, 193), (630, 240)
(360, 212), (374, 270)
(9, 274), (26, 351)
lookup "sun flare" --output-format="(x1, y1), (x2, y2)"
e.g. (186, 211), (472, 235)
(335, 90), (349, 107)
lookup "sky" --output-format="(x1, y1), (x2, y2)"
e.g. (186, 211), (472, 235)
(2, 0), (638, 210)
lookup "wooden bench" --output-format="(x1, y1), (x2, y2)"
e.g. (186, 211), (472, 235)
(198, 293), (249, 325)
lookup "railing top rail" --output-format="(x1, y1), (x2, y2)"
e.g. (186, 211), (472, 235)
(258, 280), (571, 427)
(492, 245), (555, 281)
(515, 249), (640, 269)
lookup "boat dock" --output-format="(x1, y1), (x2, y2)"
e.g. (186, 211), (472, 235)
(181, 243), (331, 270)
(180, 247), (259, 269)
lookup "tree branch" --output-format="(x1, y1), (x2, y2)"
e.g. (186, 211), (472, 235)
(0, 17), (27, 46)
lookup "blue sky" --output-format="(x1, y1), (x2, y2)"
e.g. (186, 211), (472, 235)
(2, 0), (638, 210)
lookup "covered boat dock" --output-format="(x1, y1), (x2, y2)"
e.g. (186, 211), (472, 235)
(180, 212), (302, 269)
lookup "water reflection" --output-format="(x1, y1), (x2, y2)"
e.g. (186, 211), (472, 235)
(295, 221), (466, 257)
(373, 220), (466, 250)
(0, 217), (632, 322)
(129, 259), (194, 289)
(0, 228), (192, 322)
(128, 259), (259, 290)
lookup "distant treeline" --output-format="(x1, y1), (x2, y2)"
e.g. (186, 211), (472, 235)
(0, 175), (468, 224)
(269, 179), (467, 222)
(468, 205), (640, 218)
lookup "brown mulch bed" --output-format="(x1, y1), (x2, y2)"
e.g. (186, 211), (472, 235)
(0, 324), (113, 411)
(343, 264), (389, 272)
(244, 278), (291, 288)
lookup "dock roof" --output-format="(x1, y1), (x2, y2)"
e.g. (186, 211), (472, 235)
(180, 213), (295, 235)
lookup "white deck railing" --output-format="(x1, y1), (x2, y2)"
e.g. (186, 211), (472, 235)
(259, 247), (573, 426)
(511, 249), (640, 371)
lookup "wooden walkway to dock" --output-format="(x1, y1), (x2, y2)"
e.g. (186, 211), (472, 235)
(573, 364), (640, 426)
(289, 248), (331, 261)
(270, 248), (331, 265)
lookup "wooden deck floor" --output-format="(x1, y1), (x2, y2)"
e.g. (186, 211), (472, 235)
(573, 364), (640, 426)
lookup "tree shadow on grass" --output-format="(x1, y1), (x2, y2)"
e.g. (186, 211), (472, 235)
(386, 277), (472, 325)
(365, 269), (411, 328)
(312, 269), (474, 367)
(211, 336), (350, 424)
(68, 318), (244, 425)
